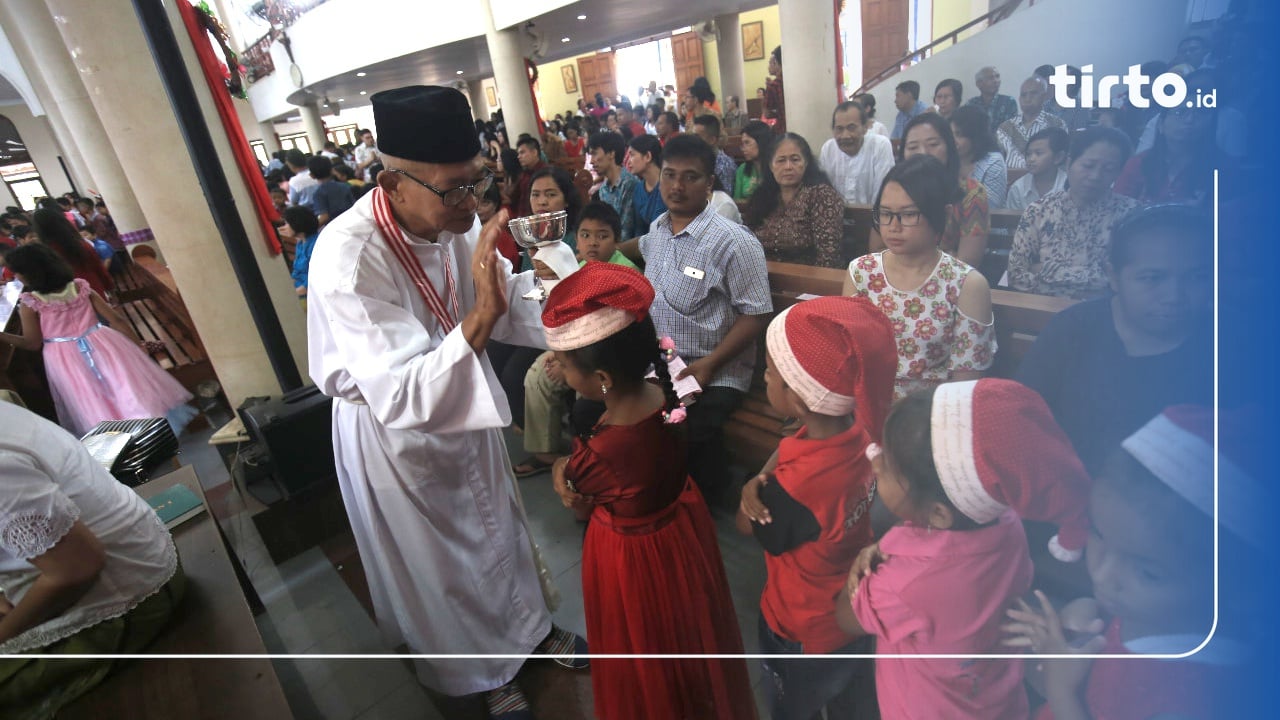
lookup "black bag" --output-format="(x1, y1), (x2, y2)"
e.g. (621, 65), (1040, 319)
(81, 418), (179, 486)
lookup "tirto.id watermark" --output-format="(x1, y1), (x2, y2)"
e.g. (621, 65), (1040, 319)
(1048, 64), (1217, 110)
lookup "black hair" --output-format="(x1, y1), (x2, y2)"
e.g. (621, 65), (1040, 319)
(604, 110), (617, 121)
(745, 132), (831, 227)
(358, 128), (372, 137)
(587, 131), (626, 164)
(516, 135), (541, 153)
(4, 242), (75, 294)
(282, 205), (320, 237)
(874, 155), (955, 236)
(529, 166), (583, 228)
(693, 114), (722, 139)
(628, 134), (664, 167)
(658, 111), (681, 132)
(499, 147), (521, 180)
(691, 77), (716, 105)
(1109, 204), (1210, 271)
(73, 197), (94, 209)
(331, 163), (354, 180)
(10, 224), (30, 240)
(479, 181), (502, 209)
(949, 105), (999, 160)
(1140, 72), (1216, 204)
(901, 112), (961, 186)
(1034, 64), (1055, 79)
(561, 315), (680, 423)
(307, 155), (333, 180)
(285, 148), (307, 167)
(265, 169), (285, 186)
(740, 120), (774, 180)
(577, 200), (622, 242)
(1027, 126), (1070, 155)
(853, 93), (877, 119)
(56, 197), (72, 209)
(660, 133), (714, 177)
(831, 100), (867, 127)
(881, 389), (983, 531)
(1068, 126), (1134, 167)
(323, 141), (338, 150)
(770, 46), (781, 64)
(31, 208), (99, 270)
(896, 80), (920, 100)
(934, 78), (964, 105)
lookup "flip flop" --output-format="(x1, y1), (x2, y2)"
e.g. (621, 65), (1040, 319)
(512, 456), (553, 478)
(486, 681), (532, 719)
(535, 625), (589, 670)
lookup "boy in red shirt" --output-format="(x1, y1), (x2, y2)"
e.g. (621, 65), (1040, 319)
(738, 296), (897, 719)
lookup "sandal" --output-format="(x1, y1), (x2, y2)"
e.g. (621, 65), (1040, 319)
(486, 681), (532, 719)
(512, 456), (554, 478)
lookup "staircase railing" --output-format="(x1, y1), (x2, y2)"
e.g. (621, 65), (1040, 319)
(853, 0), (1035, 97)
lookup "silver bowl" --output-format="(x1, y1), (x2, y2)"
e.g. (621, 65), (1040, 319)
(508, 210), (568, 249)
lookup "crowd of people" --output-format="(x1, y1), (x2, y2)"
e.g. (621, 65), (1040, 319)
(0, 15), (1249, 720)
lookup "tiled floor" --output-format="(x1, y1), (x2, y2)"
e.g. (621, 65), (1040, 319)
(175, 421), (773, 719)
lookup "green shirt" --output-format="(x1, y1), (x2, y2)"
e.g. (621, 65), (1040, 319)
(578, 249), (638, 270)
(733, 163), (762, 201)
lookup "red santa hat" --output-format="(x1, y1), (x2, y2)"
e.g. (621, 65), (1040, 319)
(765, 296), (897, 435)
(931, 379), (1092, 561)
(541, 262), (654, 351)
(1122, 405), (1263, 549)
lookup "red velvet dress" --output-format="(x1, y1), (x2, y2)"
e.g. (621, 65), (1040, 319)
(566, 411), (756, 720)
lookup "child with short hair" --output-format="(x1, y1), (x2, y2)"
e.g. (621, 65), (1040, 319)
(1003, 406), (1248, 719)
(1007, 127), (1069, 211)
(835, 379), (1093, 719)
(737, 295), (898, 719)
(545, 262), (756, 720)
(574, 201), (637, 268)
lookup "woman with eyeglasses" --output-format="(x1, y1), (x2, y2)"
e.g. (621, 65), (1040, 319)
(1114, 72), (1217, 208)
(843, 156), (996, 400)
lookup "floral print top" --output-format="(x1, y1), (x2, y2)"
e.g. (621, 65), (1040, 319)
(1008, 189), (1139, 299)
(752, 183), (846, 268)
(848, 251), (996, 399)
(941, 178), (990, 261)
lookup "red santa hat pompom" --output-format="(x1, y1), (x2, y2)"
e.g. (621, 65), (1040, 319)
(931, 379), (1092, 561)
(765, 296), (897, 437)
(1122, 405), (1264, 549)
(542, 262), (655, 351)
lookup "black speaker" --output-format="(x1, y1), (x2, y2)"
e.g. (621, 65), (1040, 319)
(238, 386), (335, 496)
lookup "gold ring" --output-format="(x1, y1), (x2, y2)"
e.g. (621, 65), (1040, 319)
(480, 262), (486, 269)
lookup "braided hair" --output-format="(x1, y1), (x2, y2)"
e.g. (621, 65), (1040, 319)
(560, 316), (681, 424)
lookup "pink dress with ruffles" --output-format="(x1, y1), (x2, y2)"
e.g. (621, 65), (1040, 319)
(22, 279), (193, 436)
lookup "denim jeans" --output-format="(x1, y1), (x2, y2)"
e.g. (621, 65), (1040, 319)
(757, 614), (880, 720)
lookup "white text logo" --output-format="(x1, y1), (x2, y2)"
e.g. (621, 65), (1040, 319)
(1048, 64), (1216, 110)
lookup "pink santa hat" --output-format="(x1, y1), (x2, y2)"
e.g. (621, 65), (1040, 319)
(931, 379), (1093, 561)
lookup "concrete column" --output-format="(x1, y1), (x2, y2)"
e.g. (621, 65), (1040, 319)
(467, 79), (488, 120)
(779, 0), (841, 148)
(299, 100), (327, 154)
(0, 0), (151, 243)
(43, 0), (308, 406)
(481, 0), (538, 141)
(714, 13), (746, 109)
(259, 120), (281, 155)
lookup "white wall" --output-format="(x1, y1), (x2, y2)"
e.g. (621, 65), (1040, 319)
(3, 102), (74, 196)
(867, 0), (1187, 122)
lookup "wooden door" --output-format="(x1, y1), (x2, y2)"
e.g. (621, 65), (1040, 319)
(577, 53), (618, 104)
(670, 31), (705, 96)
(861, 0), (909, 83)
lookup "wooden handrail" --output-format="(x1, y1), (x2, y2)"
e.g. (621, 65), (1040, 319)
(853, 0), (1033, 97)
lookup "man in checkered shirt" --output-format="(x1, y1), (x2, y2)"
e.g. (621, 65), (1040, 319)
(620, 133), (773, 504)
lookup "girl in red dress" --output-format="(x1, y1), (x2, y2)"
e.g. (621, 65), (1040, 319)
(543, 262), (756, 720)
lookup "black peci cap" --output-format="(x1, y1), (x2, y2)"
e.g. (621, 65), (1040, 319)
(371, 85), (481, 163)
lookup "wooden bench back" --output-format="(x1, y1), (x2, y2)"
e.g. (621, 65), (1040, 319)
(724, 134), (745, 164)
(988, 289), (1075, 378)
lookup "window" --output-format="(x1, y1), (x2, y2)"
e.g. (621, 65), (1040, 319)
(250, 140), (269, 166)
(0, 163), (48, 211)
(327, 124), (359, 147)
(279, 132), (312, 154)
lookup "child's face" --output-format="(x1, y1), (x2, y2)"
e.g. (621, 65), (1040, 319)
(869, 444), (915, 522)
(1024, 139), (1061, 176)
(554, 350), (604, 401)
(1086, 480), (1212, 636)
(576, 219), (617, 263)
(477, 199), (498, 224)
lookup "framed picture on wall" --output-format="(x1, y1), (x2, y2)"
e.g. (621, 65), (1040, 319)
(485, 86), (497, 107)
(742, 21), (764, 61)
(561, 65), (578, 94)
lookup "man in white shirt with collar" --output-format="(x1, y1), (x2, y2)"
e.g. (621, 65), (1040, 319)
(997, 76), (1067, 169)
(819, 101), (895, 206)
(353, 128), (381, 181)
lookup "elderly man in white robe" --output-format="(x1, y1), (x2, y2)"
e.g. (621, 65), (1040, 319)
(306, 86), (584, 719)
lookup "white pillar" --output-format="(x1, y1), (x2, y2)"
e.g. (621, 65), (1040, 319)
(779, 0), (840, 147)
(715, 13), (746, 109)
(0, 0), (151, 241)
(42, 0), (308, 405)
(259, 120), (282, 155)
(482, 0), (538, 141)
(467, 79), (488, 120)
(300, 101), (327, 154)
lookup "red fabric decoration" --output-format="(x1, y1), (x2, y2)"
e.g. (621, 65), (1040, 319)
(178, 0), (282, 255)
(525, 58), (546, 136)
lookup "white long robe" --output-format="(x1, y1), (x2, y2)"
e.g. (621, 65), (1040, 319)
(307, 192), (550, 695)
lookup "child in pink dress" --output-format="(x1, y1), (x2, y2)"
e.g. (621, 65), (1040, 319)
(835, 379), (1093, 720)
(0, 243), (195, 435)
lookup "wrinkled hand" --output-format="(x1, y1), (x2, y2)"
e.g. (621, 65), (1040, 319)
(676, 357), (715, 388)
(739, 473), (772, 524)
(846, 542), (887, 594)
(473, 208), (510, 321)
(1002, 590), (1105, 699)
(551, 457), (590, 511)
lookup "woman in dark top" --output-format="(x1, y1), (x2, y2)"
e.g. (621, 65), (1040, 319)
(31, 208), (113, 298)
(1016, 204), (1212, 475)
(745, 132), (844, 268)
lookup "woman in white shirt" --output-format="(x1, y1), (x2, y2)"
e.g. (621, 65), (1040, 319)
(0, 402), (183, 714)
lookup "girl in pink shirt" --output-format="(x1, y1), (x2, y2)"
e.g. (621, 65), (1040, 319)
(835, 379), (1092, 720)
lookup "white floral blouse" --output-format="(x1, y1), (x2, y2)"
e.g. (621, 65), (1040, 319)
(848, 252), (997, 399)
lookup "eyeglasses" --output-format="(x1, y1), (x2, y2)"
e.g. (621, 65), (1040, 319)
(390, 168), (494, 207)
(872, 209), (924, 228)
